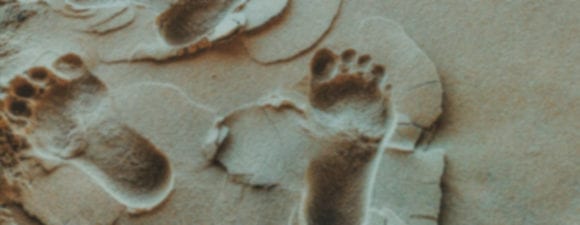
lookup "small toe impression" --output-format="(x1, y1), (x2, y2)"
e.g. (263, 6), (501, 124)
(368, 64), (386, 83)
(371, 65), (385, 77)
(54, 53), (85, 71)
(311, 48), (337, 81)
(26, 67), (51, 81)
(53, 53), (89, 79)
(6, 97), (32, 118)
(9, 77), (37, 98)
(357, 54), (371, 67)
(341, 49), (357, 63)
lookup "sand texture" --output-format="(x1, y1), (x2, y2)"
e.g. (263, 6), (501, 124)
(0, 0), (578, 225)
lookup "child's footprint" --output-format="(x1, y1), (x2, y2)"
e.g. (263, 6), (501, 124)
(205, 48), (395, 225)
(0, 54), (173, 213)
(156, 0), (247, 46)
(302, 48), (396, 225)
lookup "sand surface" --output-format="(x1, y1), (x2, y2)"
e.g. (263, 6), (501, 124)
(0, 0), (578, 225)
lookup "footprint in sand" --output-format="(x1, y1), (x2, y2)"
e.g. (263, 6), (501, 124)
(206, 47), (396, 225)
(0, 53), (173, 213)
(121, 0), (288, 60)
(207, 18), (444, 224)
(156, 0), (248, 46)
(301, 48), (396, 225)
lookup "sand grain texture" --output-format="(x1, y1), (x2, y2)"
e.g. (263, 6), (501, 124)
(1, 0), (579, 225)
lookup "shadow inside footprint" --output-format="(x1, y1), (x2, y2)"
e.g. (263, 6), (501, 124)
(79, 122), (173, 208)
(2, 53), (174, 212)
(156, 0), (245, 45)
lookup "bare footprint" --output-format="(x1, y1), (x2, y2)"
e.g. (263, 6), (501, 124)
(156, 0), (247, 46)
(301, 48), (395, 225)
(0, 54), (173, 213)
(101, 0), (289, 61)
